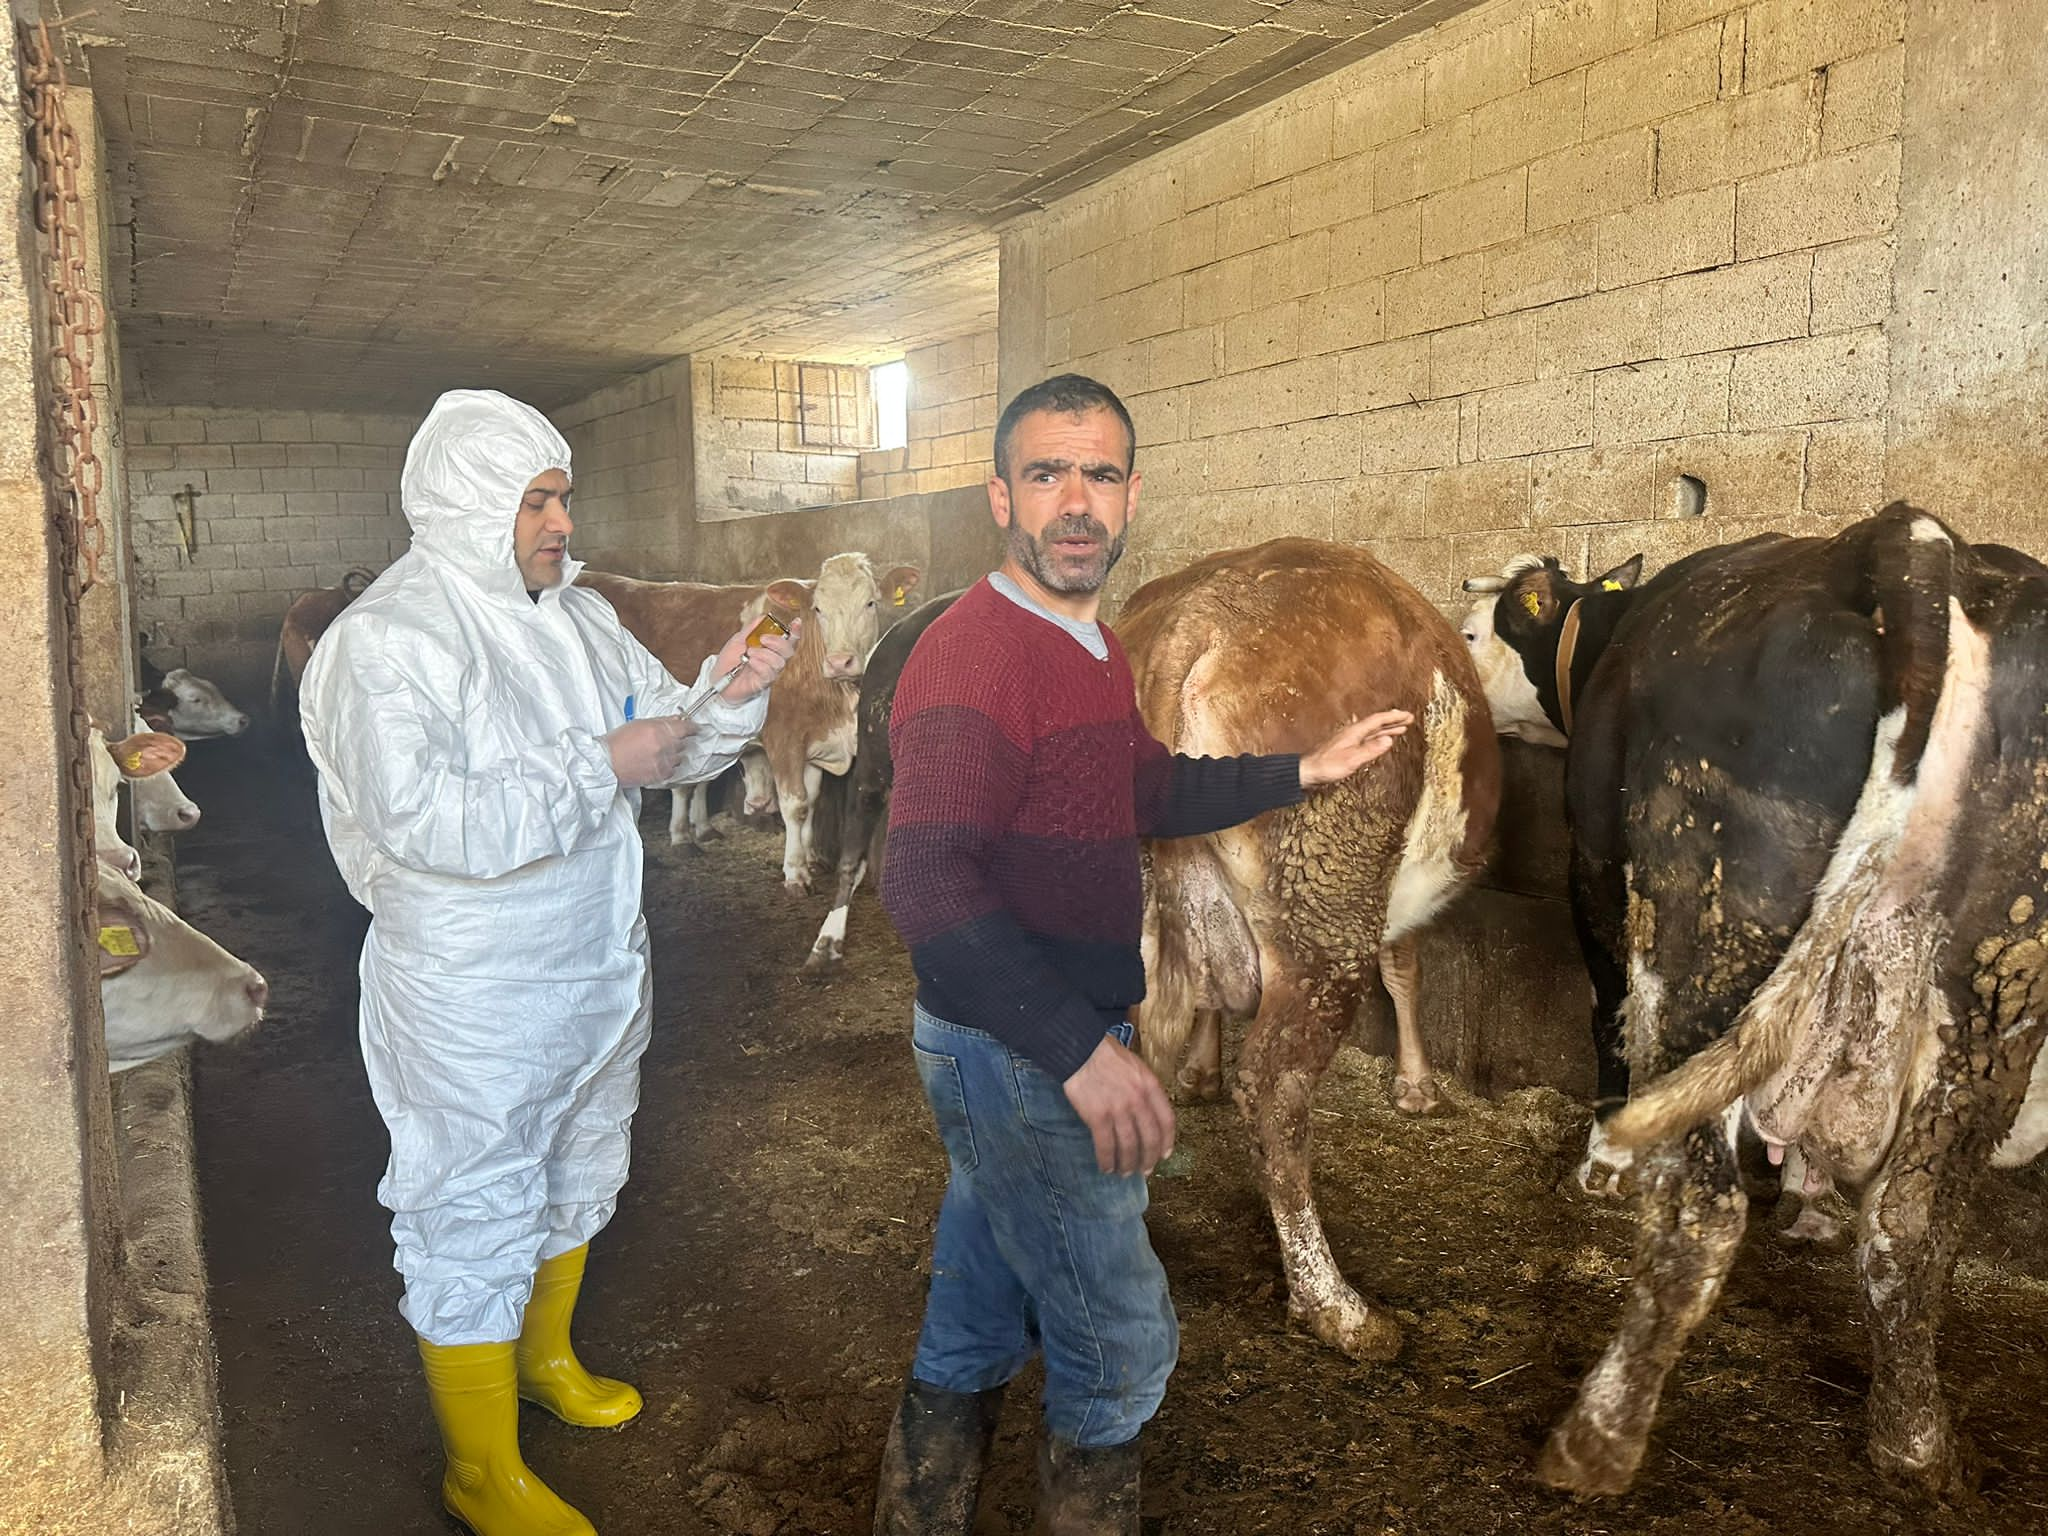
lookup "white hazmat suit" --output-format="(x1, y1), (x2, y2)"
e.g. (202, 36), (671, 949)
(302, 390), (765, 1344)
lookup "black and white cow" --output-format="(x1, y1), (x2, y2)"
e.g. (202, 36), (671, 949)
(1461, 504), (2048, 1496)
(801, 590), (963, 979)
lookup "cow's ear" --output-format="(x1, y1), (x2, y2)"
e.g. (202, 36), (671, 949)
(1594, 554), (1643, 593)
(882, 565), (922, 607)
(1511, 574), (1563, 627)
(763, 578), (810, 614)
(109, 730), (186, 780)
(96, 889), (151, 978)
(137, 701), (174, 733)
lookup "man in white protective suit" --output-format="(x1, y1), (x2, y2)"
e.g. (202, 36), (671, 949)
(300, 389), (796, 1536)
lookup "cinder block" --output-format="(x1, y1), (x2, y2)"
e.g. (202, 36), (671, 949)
(1185, 232), (1330, 325)
(1655, 429), (1808, 519)
(938, 398), (977, 436)
(1531, 0), (1657, 80)
(1331, 204), (1422, 280)
(1358, 399), (1461, 474)
(1820, 42), (1902, 153)
(1810, 236), (1893, 334)
(173, 445), (234, 470)
(1179, 130), (1254, 212)
(1222, 300), (1303, 374)
(1660, 251), (1812, 356)
(1735, 141), (1900, 260)
(283, 491), (340, 518)
(1333, 67), (1424, 157)
(203, 415), (261, 443)
(1218, 179), (1294, 256)
(1593, 353), (1732, 441)
(1287, 157), (1374, 239)
(125, 446), (177, 473)
(1730, 328), (1887, 428)
(1426, 19), (1531, 123)
(1745, 0), (1904, 88)
(1482, 225), (1597, 315)
(313, 467), (367, 492)
(1253, 100), (1333, 185)
(205, 469), (264, 493)
(286, 442), (340, 468)
(1527, 129), (1654, 230)
(1332, 472), (1428, 541)
(337, 491), (392, 518)
(261, 467), (318, 493)
(1430, 313), (1535, 397)
(264, 515), (321, 542)
(149, 569), (214, 598)
(1531, 443), (1660, 524)
(1375, 118), (1472, 210)
(1655, 77), (1818, 196)
(258, 412), (312, 443)
(1384, 251), (1486, 339)
(1183, 417), (1361, 491)
(1583, 22), (1720, 139)
(1804, 418), (1886, 515)
(1187, 356), (1339, 438)
(1337, 337), (1432, 413)
(208, 566), (264, 594)
(232, 443), (285, 469)
(1116, 277), (1184, 344)
(144, 416), (207, 445)
(1659, 0), (1742, 29)
(938, 336), (978, 375)
(308, 412), (366, 444)
(230, 493), (287, 518)
(1299, 282), (1385, 355)
(263, 564), (322, 593)
(1477, 375), (1594, 458)
(1470, 69), (1586, 177)
(1426, 458), (1533, 533)
(1595, 183), (1734, 287)
(1420, 168), (1528, 263)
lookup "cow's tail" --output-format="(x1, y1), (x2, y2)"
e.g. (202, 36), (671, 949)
(267, 632), (294, 727)
(1131, 613), (1219, 1083)
(1604, 504), (1972, 1151)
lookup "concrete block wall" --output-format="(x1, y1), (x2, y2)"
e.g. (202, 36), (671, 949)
(694, 356), (866, 521)
(1009, 0), (1909, 613)
(857, 332), (998, 499)
(126, 408), (412, 707)
(549, 360), (691, 579)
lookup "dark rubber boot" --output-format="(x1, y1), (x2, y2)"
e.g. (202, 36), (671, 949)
(871, 1378), (1005, 1535)
(1036, 1434), (1140, 1536)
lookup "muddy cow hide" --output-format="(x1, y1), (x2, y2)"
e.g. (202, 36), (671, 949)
(1121, 538), (1500, 1361)
(1461, 503), (2048, 1496)
(801, 589), (965, 980)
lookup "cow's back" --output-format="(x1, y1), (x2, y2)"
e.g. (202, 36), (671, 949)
(576, 571), (764, 680)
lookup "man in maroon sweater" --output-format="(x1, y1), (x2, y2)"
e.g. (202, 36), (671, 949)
(872, 376), (1412, 1535)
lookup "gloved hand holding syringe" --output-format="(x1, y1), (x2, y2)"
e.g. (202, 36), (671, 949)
(607, 600), (801, 787)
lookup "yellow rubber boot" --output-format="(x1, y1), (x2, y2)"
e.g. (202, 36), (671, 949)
(516, 1245), (643, 1429)
(418, 1340), (596, 1536)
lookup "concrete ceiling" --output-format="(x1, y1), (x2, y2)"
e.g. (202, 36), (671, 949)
(57, 0), (1485, 411)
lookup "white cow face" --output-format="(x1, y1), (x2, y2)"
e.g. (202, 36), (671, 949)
(151, 668), (251, 738)
(808, 555), (921, 681)
(97, 864), (267, 1071)
(88, 727), (188, 878)
(1459, 559), (1568, 749)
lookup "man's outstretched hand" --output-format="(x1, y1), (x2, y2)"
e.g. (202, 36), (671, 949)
(1064, 1035), (1176, 1176)
(1299, 709), (1414, 788)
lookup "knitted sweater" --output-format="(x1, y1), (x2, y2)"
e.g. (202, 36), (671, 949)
(880, 577), (1304, 1081)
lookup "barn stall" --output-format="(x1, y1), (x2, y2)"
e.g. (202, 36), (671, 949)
(3, 0), (2047, 1530)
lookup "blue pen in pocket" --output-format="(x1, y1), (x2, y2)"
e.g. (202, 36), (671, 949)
(623, 694), (635, 722)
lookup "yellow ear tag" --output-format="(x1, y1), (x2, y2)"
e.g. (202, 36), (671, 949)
(120, 752), (145, 772)
(1520, 591), (1543, 618)
(98, 925), (139, 956)
(1602, 579), (1625, 592)
(892, 587), (907, 606)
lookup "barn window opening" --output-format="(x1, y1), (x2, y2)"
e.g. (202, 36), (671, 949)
(872, 360), (908, 451)
(1671, 474), (1707, 519)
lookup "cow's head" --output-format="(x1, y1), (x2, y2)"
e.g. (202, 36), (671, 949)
(144, 667), (251, 738)
(1460, 553), (1643, 745)
(88, 726), (188, 879)
(808, 554), (922, 681)
(96, 864), (268, 1072)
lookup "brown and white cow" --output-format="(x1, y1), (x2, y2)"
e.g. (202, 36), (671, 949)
(89, 724), (189, 880)
(1461, 504), (2048, 1496)
(1122, 538), (1500, 1360)
(581, 557), (920, 885)
(270, 568), (375, 731)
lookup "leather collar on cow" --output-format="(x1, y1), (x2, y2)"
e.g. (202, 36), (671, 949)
(1554, 599), (1587, 736)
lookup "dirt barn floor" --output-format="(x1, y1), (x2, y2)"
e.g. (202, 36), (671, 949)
(173, 741), (2048, 1536)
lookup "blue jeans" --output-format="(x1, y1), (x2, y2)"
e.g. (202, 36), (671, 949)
(908, 1003), (1178, 1448)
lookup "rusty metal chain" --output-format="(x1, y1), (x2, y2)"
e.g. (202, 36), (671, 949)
(17, 20), (105, 944)
(20, 19), (106, 593)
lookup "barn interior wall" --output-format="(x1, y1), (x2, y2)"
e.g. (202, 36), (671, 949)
(549, 358), (693, 580)
(1004, 0), (1921, 618)
(692, 355), (867, 521)
(856, 331), (999, 500)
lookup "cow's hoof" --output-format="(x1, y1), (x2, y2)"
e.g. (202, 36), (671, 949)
(783, 874), (812, 895)
(1779, 1201), (1842, 1243)
(1536, 1412), (1641, 1496)
(1571, 1120), (1632, 1200)
(799, 949), (841, 984)
(1175, 1065), (1224, 1102)
(675, 840), (706, 859)
(1392, 1074), (1447, 1116)
(1869, 1410), (1976, 1497)
(1289, 1290), (1402, 1362)
(697, 824), (726, 843)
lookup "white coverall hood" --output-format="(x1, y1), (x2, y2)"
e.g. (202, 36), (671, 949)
(402, 388), (582, 600)
(299, 389), (767, 1345)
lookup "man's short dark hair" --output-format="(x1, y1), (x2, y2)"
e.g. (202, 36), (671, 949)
(992, 375), (1137, 480)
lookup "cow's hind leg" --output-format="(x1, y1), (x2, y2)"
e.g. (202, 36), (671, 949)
(1379, 935), (1442, 1116)
(1236, 969), (1401, 1361)
(1175, 1011), (1224, 1101)
(1539, 1117), (1746, 1495)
